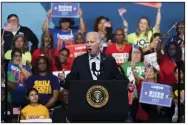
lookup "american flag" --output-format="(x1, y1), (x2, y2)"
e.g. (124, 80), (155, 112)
(4, 23), (17, 32)
(118, 8), (126, 16)
(104, 21), (111, 28)
(13, 107), (20, 115)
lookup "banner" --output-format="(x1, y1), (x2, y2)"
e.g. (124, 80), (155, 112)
(135, 2), (159, 8)
(144, 52), (160, 71)
(51, 2), (80, 18)
(66, 44), (87, 64)
(139, 82), (172, 107)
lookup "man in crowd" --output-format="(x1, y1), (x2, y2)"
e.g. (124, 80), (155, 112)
(2, 14), (39, 54)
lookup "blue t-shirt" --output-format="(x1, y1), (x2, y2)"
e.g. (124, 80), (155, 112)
(7, 62), (31, 105)
(25, 74), (60, 105)
(49, 28), (78, 50)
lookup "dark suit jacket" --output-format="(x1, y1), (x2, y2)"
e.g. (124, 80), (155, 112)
(62, 53), (128, 89)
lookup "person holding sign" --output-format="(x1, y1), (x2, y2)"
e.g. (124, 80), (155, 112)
(94, 16), (113, 49)
(126, 3), (162, 48)
(51, 48), (72, 71)
(105, 28), (132, 66)
(131, 65), (161, 122)
(20, 88), (50, 120)
(32, 31), (59, 68)
(25, 56), (60, 109)
(4, 34), (32, 66)
(42, 8), (86, 49)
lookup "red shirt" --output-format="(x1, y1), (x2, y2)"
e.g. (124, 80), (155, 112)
(51, 58), (73, 72)
(159, 55), (177, 85)
(32, 48), (59, 66)
(105, 43), (132, 66)
(135, 79), (148, 121)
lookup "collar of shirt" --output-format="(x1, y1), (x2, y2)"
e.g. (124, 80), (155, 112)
(89, 53), (101, 61)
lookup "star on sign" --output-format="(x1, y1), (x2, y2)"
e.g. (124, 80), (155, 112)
(73, 7), (76, 10)
(54, 7), (57, 10)
(145, 92), (147, 95)
(166, 95), (168, 98)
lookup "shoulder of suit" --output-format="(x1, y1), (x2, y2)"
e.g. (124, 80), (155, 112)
(74, 53), (88, 61)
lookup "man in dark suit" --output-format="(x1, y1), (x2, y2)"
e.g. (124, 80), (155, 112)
(61, 31), (128, 89)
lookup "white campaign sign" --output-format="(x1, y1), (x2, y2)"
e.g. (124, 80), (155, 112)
(112, 53), (129, 64)
(144, 52), (160, 71)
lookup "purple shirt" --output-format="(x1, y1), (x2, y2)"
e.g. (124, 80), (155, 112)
(25, 74), (60, 105)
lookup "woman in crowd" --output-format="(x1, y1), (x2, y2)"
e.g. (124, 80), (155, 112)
(42, 8), (86, 49)
(126, 3), (162, 48)
(143, 33), (161, 54)
(131, 64), (160, 122)
(167, 21), (184, 61)
(4, 34), (31, 66)
(7, 48), (32, 107)
(121, 46), (145, 84)
(25, 56), (60, 109)
(121, 46), (145, 122)
(158, 41), (182, 85)
(105, 28), (131, 66)
(32, 31), (59, 67)
(170, 62), (185, 122)
(21, 88), (50, 120)
(51, 48), (72, 71)
(94, 16), (113, 48)
(74, 32), (85, 44)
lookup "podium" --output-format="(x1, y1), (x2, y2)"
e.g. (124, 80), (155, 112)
(67, 80), (128, 122)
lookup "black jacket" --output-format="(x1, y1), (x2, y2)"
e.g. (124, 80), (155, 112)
(62, 53), (127, 89)
(2, 25), (39, 53)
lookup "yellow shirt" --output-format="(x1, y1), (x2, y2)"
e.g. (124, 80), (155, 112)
(4, 50), (31, 65)
(127, 27), (159, 48)
(21, 104), (49, 120)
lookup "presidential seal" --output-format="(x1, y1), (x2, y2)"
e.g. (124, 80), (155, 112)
(86, 85), (109, 108)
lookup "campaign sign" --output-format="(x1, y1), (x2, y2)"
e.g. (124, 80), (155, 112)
(51, 2), (80, 18)
(139, 82), (172, 107)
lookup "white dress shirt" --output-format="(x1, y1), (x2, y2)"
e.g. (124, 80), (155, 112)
(89, 53), (101, 80)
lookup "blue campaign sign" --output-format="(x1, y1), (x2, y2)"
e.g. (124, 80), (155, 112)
(139, 82), (172, 107)
(51, 2), (80, 18)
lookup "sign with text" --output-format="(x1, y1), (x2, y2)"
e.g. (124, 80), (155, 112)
(51, 2), (80, 18)
(66, 44), (87, 64)
(135, 2), (159, 8)
(112, 53), (129, 64)
(139, 82), (172, 107)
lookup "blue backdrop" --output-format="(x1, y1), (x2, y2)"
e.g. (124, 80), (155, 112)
(2, 2), (185, 46)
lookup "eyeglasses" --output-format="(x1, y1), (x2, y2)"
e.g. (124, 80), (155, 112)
(8, 19), (18, 23)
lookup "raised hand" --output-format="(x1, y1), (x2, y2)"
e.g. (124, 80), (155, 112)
(156, 2), (162, 9)
(47, 9), (52, 19)
(78, 8), (83, 17)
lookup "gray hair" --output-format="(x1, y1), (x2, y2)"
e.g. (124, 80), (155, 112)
(86, 32), (102, 42)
